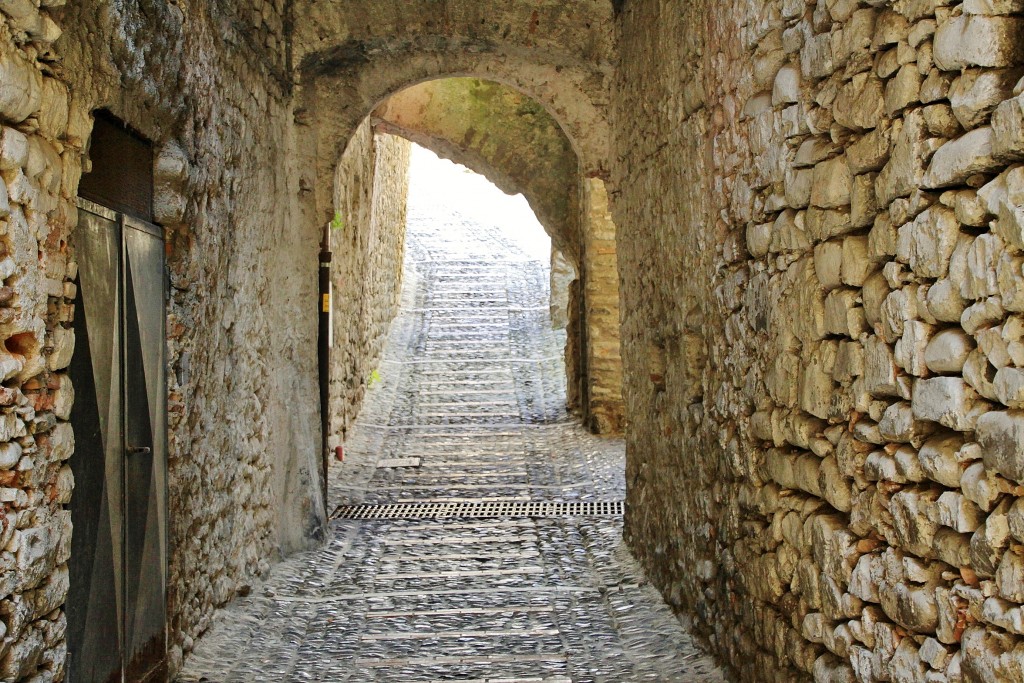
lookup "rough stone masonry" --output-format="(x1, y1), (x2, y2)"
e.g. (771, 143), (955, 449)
(615, 0), (1024, 681)
(0, 0), (1022, 681)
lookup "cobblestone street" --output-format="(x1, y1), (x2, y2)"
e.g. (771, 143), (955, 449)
(178, 155), (725, 682)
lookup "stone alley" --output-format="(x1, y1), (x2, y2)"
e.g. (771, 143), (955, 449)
(176, 152), (725, 682)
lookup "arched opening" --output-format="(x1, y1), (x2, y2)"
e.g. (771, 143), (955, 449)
(320, 76), (624, 469)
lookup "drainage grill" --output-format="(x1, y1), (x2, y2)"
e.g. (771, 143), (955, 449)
(331, 500), (624, 520)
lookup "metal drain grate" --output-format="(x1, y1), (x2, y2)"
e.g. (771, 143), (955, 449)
(331, 500), (624, 520)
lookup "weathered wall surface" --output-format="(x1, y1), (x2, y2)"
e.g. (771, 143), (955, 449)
(0, 5), (76, 680)
(615, 0), (1024, 681)
(330, 125), (411, 443)
(294, 0), (615, 179)
(580, 178), (623, 434)
(0, 0), (325, 679)
(374, 78), (581, 264)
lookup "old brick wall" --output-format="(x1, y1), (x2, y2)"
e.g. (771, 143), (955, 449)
(330, 124), (411, 442)
(614, 0), (1024, 680)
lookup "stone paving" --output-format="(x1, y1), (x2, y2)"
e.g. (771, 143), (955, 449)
(178, 169), (727, 682)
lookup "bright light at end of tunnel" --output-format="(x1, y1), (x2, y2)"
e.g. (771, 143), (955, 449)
(407, 143), (552, 262)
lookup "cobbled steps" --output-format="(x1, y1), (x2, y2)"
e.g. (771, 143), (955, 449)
(178, 179), (725, 682)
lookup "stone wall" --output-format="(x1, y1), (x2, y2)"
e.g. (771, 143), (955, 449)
(580, 178), (624, 433)
(0, 0), (327, 678)
(329, 124), (411, 444)
(614, 0), (1024, 681)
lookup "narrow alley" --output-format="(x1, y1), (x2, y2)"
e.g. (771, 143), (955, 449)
(176, 152), (725, 682)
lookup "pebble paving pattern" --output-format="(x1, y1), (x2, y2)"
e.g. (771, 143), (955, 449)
(178, 164), (727, 682)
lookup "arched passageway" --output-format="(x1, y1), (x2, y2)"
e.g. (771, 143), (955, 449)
(3, 0), (1024, 681)
(178, 147), (723, 680)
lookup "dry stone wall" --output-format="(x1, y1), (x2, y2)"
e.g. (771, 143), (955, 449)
(614, 0), (1024, 681)
(329, 125), (411, 443)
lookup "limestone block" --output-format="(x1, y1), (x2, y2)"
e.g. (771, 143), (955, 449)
(994, 367), (1024, 407)
(889, 636), (930, 680)
(923, 127), (1002, 189)
(865, 334), (903, 396)
(811, 156), (852, 208)
(801, 31), (836, 80)
(977, 410), (1024, 481)
(880, 400), (934, 444)
(881, 579), (940, 632)
(933, 491), (986, 532)
(996, 550), (1024, 602)
(0, 442), (20, 470)
(46, 327), (73, 371)
(764, 449), (824, 497)
(978, 325), (1012, 369)
(814, 241), (843, 290)
(806, 206), (854, 240)
(933, 15), (1024, 71)
(0, 47), (41, 124)
(825, 288), (865, 337)
(834, 74), (885, 131)
(841, 235), (872, 287)
(770, 209), (811, 252)
(960, 626), (1024, 681)
(912, 376), (987, 430)
(885, 64), (922, 116)
(919, 434), (965, 487)
(52, 374), (72, 420)
(819, 455), (852, 512)
(47, 422), (71, 462)
(848, 127), (891, 174)
(837, 6), (878, 57)
(868, 217), (898, 265)
(863, 270), (891, 326)
(924, 328), (974, 374)
(983, 597), (1024, 636)
(923, 102), (964, 138)
(895, 444), (927, 483)
(949, 188), (989, 227)
(997, 251), (1024, 311)
(1010, 497), (1024, 543)
(972, 498), (1013, 574)
(800, 352), (839, 419)
(850, 173), (878, 228)
(881, 287), (917, 343)
(873, 10), (909, 49)
(950, 68), (1023, 130)
(921, 68), (955, 104)
(965, 0), (1024, 14)
(876, 111), (930, 205)
(896, 320), (933, 376)
(977, 165), (1024, 249)
(747, 221), (772, 258)
(785, 165), (814, 208)
(961, 296), (1005, 334)
(834, 340), (865, 383)
(795, 137), (839, 168)
(0, 127), (27, 172)
(992, 93), (1024, 159)
(773, 64), (801, 105)
(965, 349), (1001, 401)
(961, 232), (1004, 301)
